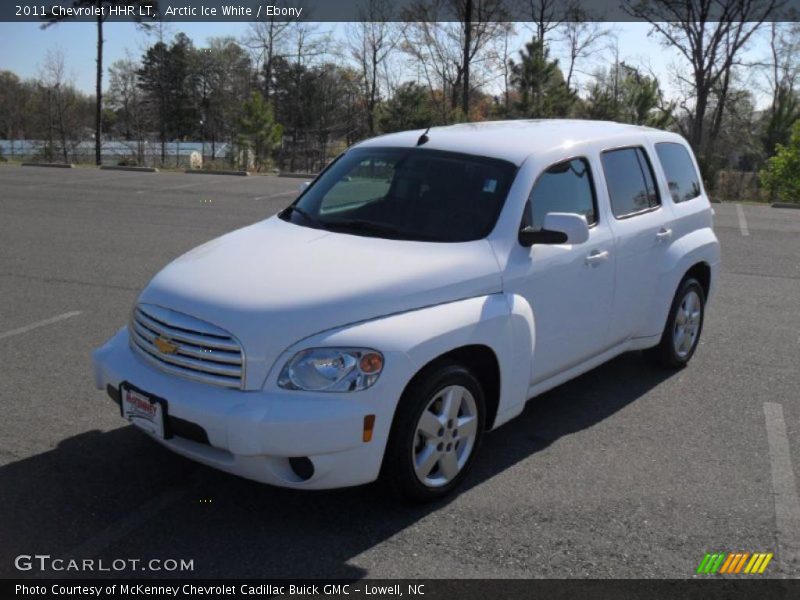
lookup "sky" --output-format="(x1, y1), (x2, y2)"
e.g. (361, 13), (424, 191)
(0, 20), (775, 108)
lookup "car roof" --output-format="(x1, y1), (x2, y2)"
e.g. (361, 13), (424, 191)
(353, 119), (677, 165)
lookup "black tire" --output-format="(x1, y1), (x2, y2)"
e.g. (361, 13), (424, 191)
(645, 277), (706, 369)
(381, 361), (486, 502)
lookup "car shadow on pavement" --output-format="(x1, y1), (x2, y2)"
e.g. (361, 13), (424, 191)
(0, 352), (673, 579)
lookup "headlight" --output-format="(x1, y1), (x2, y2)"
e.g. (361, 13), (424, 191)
(278, 347), (384, 392)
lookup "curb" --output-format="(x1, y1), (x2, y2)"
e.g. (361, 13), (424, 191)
(100, 165), (158, 173)
(21, 162), (74, 168)
(771, 202), (800, 209)
(710, 198), (722, 204)
(185, 169), (249, 176)
(279, 172), (316, 179)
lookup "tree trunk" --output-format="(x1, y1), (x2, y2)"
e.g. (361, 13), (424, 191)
(461, 0), (472, 117)
(691, 87), (708, 157)
(56, 91), (68, 163)
(709, 68), (732, 147)
(368, 47), (377, 136)
(503, 34), (510, 114)
(95, 11), (103, 166)
(264, 20), (275, 99)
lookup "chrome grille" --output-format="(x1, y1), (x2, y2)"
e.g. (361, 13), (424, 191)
(130, 304), (244, 389)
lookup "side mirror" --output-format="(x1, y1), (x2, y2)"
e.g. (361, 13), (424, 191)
(298, 181), (311, 193)
(518, 212), (590, 247)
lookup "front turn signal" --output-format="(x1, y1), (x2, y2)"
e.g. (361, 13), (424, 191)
(363, 414), (376, 442)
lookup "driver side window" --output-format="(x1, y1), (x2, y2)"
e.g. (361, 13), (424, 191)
(527, 158), (597, 230)
(319, 157), (393, 215)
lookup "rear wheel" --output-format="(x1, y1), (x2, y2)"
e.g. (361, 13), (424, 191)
(381, 362), (485, 502)
(646, 277), (706, 369)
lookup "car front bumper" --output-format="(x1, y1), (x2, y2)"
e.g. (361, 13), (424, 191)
(92, 328), (408, 489)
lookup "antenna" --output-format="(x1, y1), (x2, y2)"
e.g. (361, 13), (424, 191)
(416, 126), (431, 146)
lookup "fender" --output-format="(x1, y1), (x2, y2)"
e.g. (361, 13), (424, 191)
(267, 294), (535, 431)
(643, 226), (721, 338)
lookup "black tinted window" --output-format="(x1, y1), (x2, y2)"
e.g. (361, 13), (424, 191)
(528, 158), (596, 230)
(284, 148), (517, 242)
(601, 147), (660, 218)
(656, 142), (702, 203)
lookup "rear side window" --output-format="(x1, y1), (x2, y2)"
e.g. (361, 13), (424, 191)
(655, 142), (702, 203)
(601, 147), (660, 218)
(527, 158), (597, 230)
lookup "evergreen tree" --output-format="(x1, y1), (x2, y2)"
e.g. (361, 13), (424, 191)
(584, 63), (673, 128)
(236, 92), (282, 171)
(508, 38), (575, 118)
(379, 82), (434, 133)
(138, 34), (200, 164)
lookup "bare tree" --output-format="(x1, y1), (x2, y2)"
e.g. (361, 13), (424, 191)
(483, 21), (517, 114)
(244, 11), (292, 100)
(108, 53), (146, 163)
(200, 38), (253, 159)
(402, 0), (506, 120)
(560, 7), (611, 92)
(526, 0), (578, 47)
(282, 22), (334, 171)
(45, 1), (156, 165)
(40, 50), (81, 163)
(766, 22), (800, 97)
(347, 0), (398, 135)
(625, 0), (782, 174)
(401, 19), (461, 121)
(743, 22), (800, 157)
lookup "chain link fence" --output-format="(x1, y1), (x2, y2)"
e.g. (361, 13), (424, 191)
(0, 139), (235, 169)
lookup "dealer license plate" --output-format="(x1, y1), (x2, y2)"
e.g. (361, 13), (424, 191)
(121, 386), (165, 439)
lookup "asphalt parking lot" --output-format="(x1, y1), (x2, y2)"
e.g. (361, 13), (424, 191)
(0, 164), (798, 579)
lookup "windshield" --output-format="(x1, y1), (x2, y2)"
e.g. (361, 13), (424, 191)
(280, 147), (518, 242)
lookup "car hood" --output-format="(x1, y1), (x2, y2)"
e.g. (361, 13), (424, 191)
(138, 216), (502, 388)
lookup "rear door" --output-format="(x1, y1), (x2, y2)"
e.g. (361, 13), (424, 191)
(652, 140), (712, 242)
(600, 146), (674, 344)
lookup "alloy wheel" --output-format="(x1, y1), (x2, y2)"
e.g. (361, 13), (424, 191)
(673, 289), (702, 358)
(412, 384), (479, 488)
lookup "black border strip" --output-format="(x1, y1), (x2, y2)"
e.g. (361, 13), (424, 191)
(3, 1), (800, 23)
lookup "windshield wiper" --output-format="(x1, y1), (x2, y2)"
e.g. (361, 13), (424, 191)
(283, 204), (325, 228)
(324, 219), (434, 241)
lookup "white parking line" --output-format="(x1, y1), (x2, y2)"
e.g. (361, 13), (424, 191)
(27, 174), (137, 190)
(253, 190), (296, 200)
(736, 204), (750, 236)
(0, 311), (82, 340)
(136, 180), (209, 194)
(136, 177), (241, 194)
(763, 402), (800, 576)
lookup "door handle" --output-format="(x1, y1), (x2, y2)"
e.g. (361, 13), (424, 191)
(585, 250), (610, 266)
(656, 228), (672, 241)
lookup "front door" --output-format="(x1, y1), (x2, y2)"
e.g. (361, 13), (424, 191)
(504, 157), (616, 385)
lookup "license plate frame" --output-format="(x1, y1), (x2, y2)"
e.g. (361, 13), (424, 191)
(119, 383), (170, 440)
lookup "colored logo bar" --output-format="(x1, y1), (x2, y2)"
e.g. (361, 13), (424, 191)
(696, 552), (773, 574)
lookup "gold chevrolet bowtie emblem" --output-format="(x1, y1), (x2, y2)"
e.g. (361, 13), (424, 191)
(154, 337), (180, 354)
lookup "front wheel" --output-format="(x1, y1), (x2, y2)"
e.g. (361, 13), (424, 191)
(381, 362), (485, 502)
(646, 277), (706, 369)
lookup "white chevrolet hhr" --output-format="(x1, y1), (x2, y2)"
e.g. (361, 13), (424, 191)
(93, 120), (720, 500)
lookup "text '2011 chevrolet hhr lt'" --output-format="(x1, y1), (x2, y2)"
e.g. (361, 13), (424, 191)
(93, 120), (720, 500)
